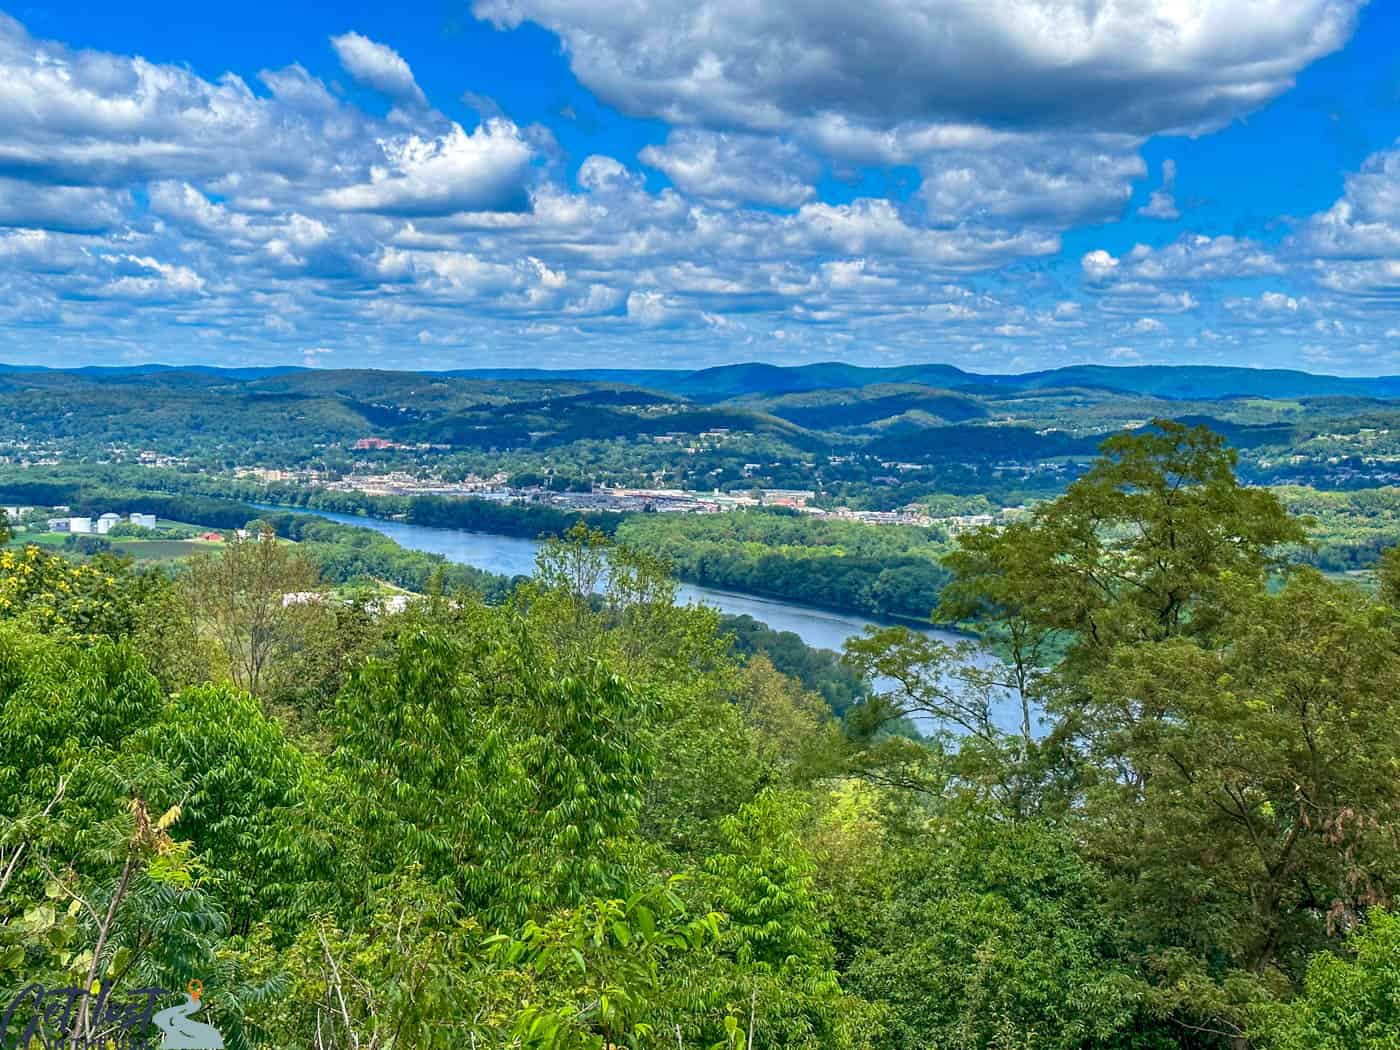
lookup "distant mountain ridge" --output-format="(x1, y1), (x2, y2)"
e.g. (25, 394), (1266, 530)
(6, 360), (1400, 401)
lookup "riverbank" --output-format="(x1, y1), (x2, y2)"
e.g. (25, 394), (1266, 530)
(254, 502), (970, 646)
(34, 466), (950, 624)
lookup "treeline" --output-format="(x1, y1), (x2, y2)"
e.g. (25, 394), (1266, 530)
(1277, 484), (1400, 571)
(0, 475), (514, 598)
(617, 509), (953, 622)
(23, 465), (628, 540)
(719, 613), (865, 716)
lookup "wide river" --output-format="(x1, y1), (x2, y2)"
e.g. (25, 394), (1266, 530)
(271, 506), (1028, 734)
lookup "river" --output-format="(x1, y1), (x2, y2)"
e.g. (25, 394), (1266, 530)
(267, 506), (1029, 734)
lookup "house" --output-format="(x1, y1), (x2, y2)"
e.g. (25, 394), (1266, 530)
(68, 517), (93, 535)
(3, 506), (30, 521)
(129, 512), (157, 529)
(199, 531), (223, 542)
(96, 513), (122, 535)
(47, 518), (70, 533)
(371, 594), (411, 615)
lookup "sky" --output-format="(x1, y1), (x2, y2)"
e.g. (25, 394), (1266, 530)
(3, 2), (1400, 374)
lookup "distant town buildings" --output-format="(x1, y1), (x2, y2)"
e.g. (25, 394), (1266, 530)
(760, 489), (816, 508)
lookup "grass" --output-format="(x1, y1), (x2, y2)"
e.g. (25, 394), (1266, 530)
(108, 539), (208, 561)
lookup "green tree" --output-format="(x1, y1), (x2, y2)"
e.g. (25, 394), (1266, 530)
(177, 526), (328, 697)
(948, 422), (1305, 681)
(1254, 910), (1400, 1049)
(846, 812), (1170, 1050)
(1079, 571), (1400, 1017)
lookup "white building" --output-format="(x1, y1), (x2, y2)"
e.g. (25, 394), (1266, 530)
(47, 518), (69, 533)
(68, 517), (93, 535)
(96, 513), (122, 535)
(3, 506), (30, 521)
(129, 512), (157, 529)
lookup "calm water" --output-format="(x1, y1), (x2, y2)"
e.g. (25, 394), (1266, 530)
(269, 505), (1029, 733)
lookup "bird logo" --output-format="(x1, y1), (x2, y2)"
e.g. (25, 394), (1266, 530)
(151, 979), (224, 1049)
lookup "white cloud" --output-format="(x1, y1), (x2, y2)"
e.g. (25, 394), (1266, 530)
(0, 179), (129, 232)
(1083, 234), (1282, 285)
(1138, 159), (1180, 220)
(99, 255), (206, 300)
(472, 0), (1362, 137)
(640, 130), (817, 208)
(627, 289), (679, 326)
(920, 137), (1143, 225)
(330, 32), (427, 108)
(1296, 147), (1400, 260)
(1081, 249), (1119, 281)
(318, 121), (534, 215)
(0, 8), (1381, 372)
(1222, 290), (1308, 324)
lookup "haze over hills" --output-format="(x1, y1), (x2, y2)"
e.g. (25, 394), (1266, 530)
(9, 361), (1400, 401)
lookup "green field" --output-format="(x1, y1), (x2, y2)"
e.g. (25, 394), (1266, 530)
(108, 538), (208, 561)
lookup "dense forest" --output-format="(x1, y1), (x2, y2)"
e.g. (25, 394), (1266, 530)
(615, 511), (953, 622)
(2, 422), (1399, 1047)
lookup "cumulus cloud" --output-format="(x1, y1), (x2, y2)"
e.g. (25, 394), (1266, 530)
(920, 137), (1144, 225)
(472, 0), (1362, 136)
(330, 32), (427, 108)
(1296, 147), (1400, 260)
(0, 14), (534, 214)
(640, 130), (818, 208)
(626, 289), (679, 326)
(0, 179), (129, 233)
(1223, 290), (1309, 324)
(1083, 234), (1282, 285)
(0, 8), (1386, 371)
(0, 14), (363, 189)
(99, 255), (206, 300)
(1138, 159), (1180, 220)
(318, 121), (535, 215)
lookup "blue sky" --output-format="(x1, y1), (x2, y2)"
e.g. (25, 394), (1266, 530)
(2, 1), (1400, 373)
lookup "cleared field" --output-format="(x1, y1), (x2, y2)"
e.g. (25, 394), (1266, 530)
(108, 539), (208, 560)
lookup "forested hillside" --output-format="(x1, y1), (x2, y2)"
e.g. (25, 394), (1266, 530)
(2, 423), (1399, 1047)
(14, 364), (1400, 507)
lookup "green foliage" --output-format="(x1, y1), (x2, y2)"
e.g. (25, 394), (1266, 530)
(132, 684), (319, 933)
(617, 509), (952, 620)
(1254, 910), (1400, 1049)
(0, 544), (160, 639)
(11, 419), (1400, 1047)
(1079, 571), (1400, 1004)
(847, 813), (1170, 1050)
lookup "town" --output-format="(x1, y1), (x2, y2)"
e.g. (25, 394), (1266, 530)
(234, 466), (1017, 533)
